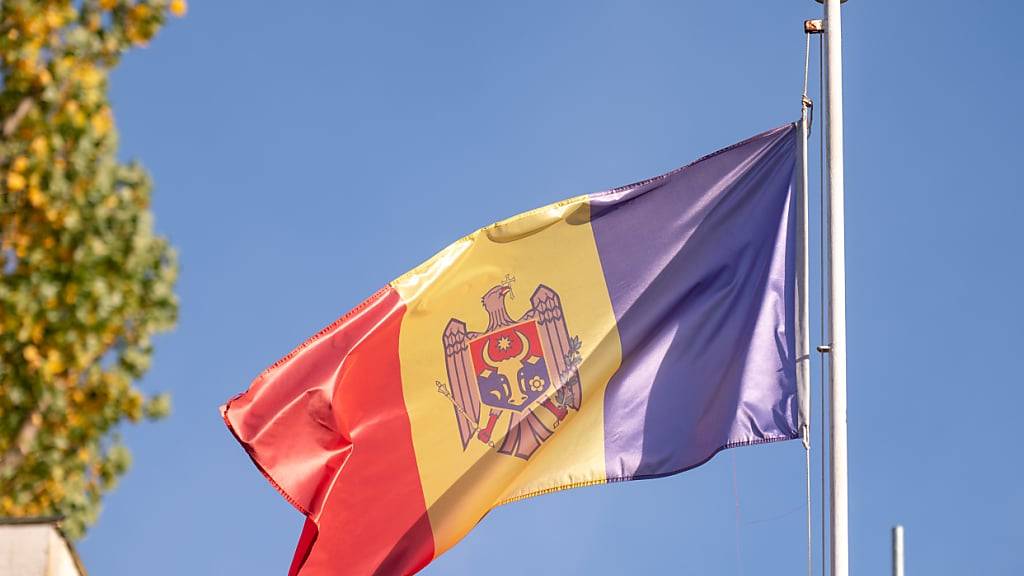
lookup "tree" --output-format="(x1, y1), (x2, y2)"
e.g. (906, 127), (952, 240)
(0, 0), (185, 538)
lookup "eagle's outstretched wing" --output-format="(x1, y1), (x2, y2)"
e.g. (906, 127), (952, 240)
(530, 285), (582, 410)
(443, 319), (482, 449)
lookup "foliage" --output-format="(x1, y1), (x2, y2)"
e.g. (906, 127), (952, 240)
(0, 0), (184, 538)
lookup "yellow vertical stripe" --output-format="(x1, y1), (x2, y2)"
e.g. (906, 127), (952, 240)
(391, 196), (622, 556)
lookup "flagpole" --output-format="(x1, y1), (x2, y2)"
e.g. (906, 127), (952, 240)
(892, 525), (905, 576)
(819, 0), (850, 575)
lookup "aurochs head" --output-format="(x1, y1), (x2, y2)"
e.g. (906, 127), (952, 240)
(481, 330), (530, 407)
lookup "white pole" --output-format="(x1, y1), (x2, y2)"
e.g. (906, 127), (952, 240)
(892, 525), (905, 576)
(823, 0), (850, 575)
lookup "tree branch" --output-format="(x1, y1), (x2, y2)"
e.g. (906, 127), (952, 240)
(2, 97), (34, 138)
(0, 406), (44, 478)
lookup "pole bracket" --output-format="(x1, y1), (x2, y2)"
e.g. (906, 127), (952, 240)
(816, 344), (832, 354)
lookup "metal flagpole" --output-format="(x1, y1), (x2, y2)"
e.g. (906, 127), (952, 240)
(816, 0), (851, 575)
(892, 525), (905, 576)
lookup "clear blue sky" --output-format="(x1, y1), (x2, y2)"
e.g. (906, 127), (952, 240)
(77, 1), (1023, 574)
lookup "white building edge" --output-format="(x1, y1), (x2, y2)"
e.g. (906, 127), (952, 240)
(0, 517), (86, 576)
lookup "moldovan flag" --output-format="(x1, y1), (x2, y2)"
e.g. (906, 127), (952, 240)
(223, 123), (805, 575)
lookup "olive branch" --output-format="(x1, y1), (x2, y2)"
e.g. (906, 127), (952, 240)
(556, 335), (583, 408)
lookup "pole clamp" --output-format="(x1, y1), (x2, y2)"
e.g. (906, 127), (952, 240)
(816, 344), (832, 354)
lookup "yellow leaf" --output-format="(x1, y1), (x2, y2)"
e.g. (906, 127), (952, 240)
(7, 172), (26, 192)
(23, 345), (41, 365)
(44, 8), (65, 29)
(91, 108), (113, 136)
(44, 349), (65, 377)
(126, 27), (150, 47)
(170, 0), (188, 17)
(30, 136), (48, 157)
(28, 186), (46, 208)
(25, 17), (46, 38)
(11, 156), (29, 172)
(76, 64), (103, 89)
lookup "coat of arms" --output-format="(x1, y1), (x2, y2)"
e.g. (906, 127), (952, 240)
(439, 281), (582, 460)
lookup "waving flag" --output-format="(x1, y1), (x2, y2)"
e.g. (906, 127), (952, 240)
(223, 123), (802, 575)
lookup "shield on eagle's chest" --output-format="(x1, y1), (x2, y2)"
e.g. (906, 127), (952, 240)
(440, 282), (582, 459)
(468, 321), (550, 412)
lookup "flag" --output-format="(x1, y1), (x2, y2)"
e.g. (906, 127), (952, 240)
(223, 123), (802, 575)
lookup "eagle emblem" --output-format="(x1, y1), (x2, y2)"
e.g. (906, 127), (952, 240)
(440, 282), (582, 460)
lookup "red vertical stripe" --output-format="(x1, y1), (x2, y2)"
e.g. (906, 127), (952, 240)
(223, 286), (434, 575)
